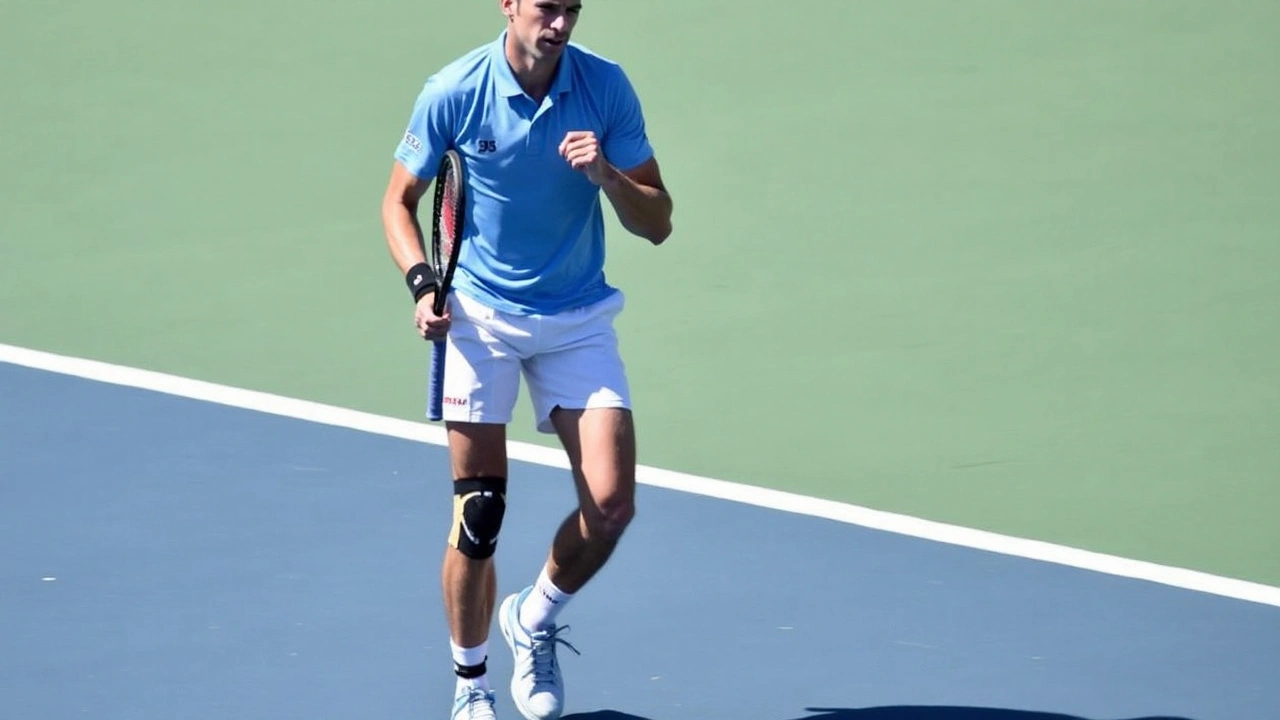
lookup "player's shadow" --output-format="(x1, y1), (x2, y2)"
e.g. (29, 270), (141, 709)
(781, 710), (1194, 720)
(562, 708), (1195, 720)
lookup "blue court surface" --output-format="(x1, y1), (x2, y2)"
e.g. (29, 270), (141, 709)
(2, 361), (1278, 720)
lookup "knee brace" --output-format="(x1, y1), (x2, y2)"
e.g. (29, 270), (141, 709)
(448, 476), (507, 560)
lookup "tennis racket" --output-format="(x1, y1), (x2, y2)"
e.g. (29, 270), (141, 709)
(426, 149), (466, 422)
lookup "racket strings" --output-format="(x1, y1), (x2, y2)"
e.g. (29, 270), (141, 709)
(441, 176), (460, 256)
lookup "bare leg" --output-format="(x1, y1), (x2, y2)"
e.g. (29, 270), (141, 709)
(497, 407), (635, 720)
(442, 421), (508, 648)
(544, 407), (637, 594)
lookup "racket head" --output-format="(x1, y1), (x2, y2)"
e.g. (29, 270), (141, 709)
(429, 149), (466, 317)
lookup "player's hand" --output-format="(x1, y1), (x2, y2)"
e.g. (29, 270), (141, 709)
(559, 131), (615, 185)
(414, 293), (451, 341)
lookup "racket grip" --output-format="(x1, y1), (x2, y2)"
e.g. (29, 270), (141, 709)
(427, 337), (447, 422)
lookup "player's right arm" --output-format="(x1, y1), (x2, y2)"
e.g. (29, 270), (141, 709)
(381, 162), (431, 278)
(381, 79), (454, 339)
(382, 163), (449, 340)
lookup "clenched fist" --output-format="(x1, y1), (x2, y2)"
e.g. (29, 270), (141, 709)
(559, 131), (615, 186)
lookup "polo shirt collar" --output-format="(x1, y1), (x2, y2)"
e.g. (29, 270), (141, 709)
(491, 30), (575, 99)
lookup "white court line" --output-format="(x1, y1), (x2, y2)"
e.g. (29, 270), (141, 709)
(2, 341), (1278, 609)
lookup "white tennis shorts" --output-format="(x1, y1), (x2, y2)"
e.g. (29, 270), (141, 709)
(438, 289), (631, 433)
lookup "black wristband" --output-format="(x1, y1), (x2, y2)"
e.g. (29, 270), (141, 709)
(405, 262), (438, 302)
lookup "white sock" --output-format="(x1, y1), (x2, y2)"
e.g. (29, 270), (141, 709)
(451, 639), (489, 691)
(519, 566), (574, 631)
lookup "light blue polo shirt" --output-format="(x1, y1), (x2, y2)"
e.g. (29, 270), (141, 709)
(393, 31), (655, 316)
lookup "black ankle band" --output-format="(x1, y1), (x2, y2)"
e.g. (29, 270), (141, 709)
(454, 660), (487, 679)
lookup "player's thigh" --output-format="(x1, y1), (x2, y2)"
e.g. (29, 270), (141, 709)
(550, 407), (637, 494)
(522, 291), (631, 436)
(550, 407), (637, 531)
(446, 421), (508, 479)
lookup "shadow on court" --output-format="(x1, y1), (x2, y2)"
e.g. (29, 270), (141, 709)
(563, 709), (1195, 720)
(786, 710), (1193, 720)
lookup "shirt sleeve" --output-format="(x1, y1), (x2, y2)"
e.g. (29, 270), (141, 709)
(393, 76), (454, 179)
(603, 68), (655, 173)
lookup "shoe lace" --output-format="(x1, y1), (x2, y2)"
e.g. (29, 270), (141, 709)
(524, 624), (580, 683)
(461, 687), (495, 719)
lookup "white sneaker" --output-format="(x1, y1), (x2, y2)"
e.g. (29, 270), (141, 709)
(451, 686), (497, 720)
(498, 586), (580, 720)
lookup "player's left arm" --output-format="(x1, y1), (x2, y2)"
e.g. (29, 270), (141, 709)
(600, 156), (673, 246)
(560, 133), (672, 245)
(560, 67), (672, 245)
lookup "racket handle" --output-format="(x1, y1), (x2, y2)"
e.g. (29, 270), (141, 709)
(427, 337), (447, 422)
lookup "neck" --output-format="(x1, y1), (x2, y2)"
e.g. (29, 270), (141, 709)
(504, 35), (559, 102)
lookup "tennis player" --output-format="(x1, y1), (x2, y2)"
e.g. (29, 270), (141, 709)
(379, 2), (673, 719)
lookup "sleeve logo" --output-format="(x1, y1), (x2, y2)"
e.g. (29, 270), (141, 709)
(403, 131), (424, 155)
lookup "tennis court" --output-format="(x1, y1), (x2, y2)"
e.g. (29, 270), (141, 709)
(3, 2), (1278, 718)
